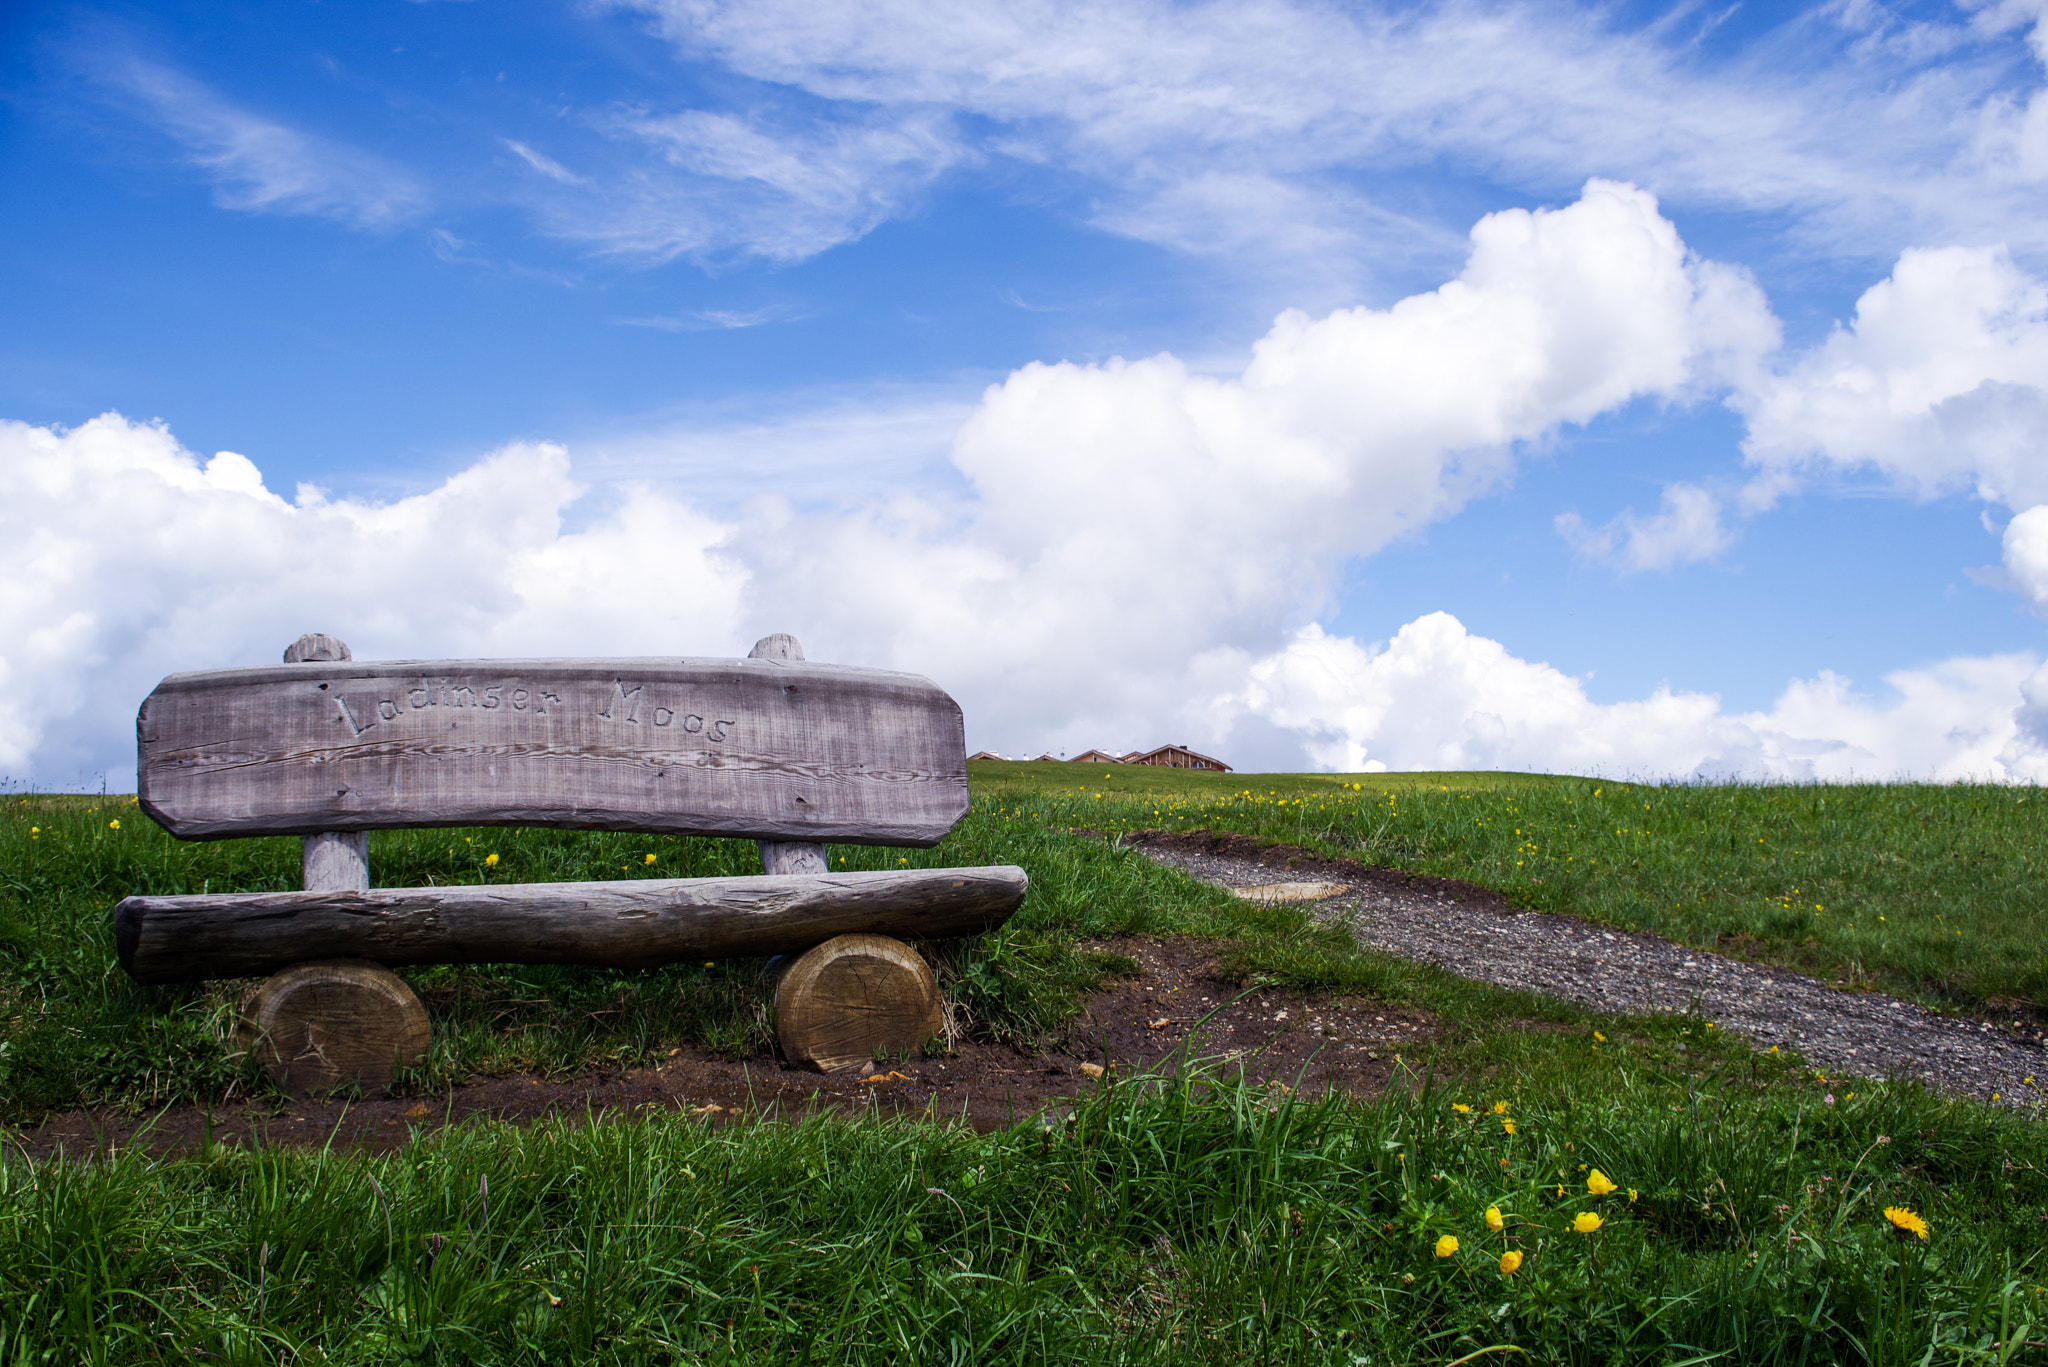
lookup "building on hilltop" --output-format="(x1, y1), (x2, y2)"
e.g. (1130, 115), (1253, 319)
(1068, 749), (1128, 763)
(967, 750), (1008, 761)
(1123, 744), (1230, 772)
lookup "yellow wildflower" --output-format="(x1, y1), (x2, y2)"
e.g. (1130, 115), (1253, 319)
(1499, 1250), (1523, 1274)
(108, 819), (120, 829)
(1884, 1207), (1929, 1240)
(644, 853), (657, 865)
(1452, 1103), (1473, 1113)
(1434, 1235), (1459, 1258)
(1573, 1212), (1604, 1234)
(1501, 1118), (1517, 1135)
(1555, 1184), (1565, 1198)
(29, 827), (38, 838)
(485, 852), (499, 867)
(1628, 1189), (1639, 1203)
(1593, 1031), (1606, 1043)
(1587, 1170), (1618, 1197)
(1492, 1101), (1509, 1115)
(1485, 1207), (1504, 1232)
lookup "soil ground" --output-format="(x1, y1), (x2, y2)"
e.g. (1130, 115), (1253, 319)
(20, 935), (1437, 1159)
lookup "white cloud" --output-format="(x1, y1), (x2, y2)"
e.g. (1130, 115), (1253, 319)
(1735, 242), (2048, 625)
(599, 0), (2048, 276)
(1739, 244), (2048, 508)
(536, 105), (965, 265)
(12, 182), (2044, 787)
(109, 57), (427, 230)
(0, 415), (741, 781)
(504, 139), (587, 185)
(1556, 483), (1734, 573)
(1230, 615), (2048, 782)
(2003, 503), (2048, 615)
(729, 181), (1774, 740)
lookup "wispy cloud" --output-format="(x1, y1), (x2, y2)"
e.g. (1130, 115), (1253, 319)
(610, 306), (795, 331)
(105, 56), (427, 230)
(520, 105), (965, 266)
(597, 0), (2048, 277)
(504, 139), (586, 185)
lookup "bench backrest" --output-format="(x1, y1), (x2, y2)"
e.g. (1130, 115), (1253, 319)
(137, 643), (969, 848)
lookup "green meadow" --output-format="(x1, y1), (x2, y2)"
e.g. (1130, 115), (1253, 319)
(0, 770), (2044, 1363)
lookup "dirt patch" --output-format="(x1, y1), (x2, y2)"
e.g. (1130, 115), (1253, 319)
(1123, 828), (1520, 913)
(16, 937), (1436, 1159)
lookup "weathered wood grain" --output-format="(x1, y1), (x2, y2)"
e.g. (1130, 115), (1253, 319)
(137, 656), (969, 844)
(775, 934), (941, 1073)
(116, 865), (1026, 984)
(238, 959), (429, 1096)
(758, 840), (828, 875)
(302, 831), (369, 891)
(283, 633), (352, 664)
(747, 633), (804, 662)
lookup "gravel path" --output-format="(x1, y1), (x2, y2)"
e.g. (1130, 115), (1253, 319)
(1128, 832), (2047, 1108)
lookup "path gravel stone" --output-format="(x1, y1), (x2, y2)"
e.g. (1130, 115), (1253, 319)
(1129, 831), (2047, 1109)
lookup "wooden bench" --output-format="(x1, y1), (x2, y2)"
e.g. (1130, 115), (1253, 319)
(115, 632), (1027, 1091)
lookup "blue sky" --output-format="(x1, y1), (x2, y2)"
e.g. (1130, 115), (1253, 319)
(5, 0), (2048, 783)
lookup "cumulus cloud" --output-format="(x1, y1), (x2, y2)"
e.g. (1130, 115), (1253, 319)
(8, 181), (2043, 786)
(1736, 243), (2048, 627)
(1740, 244), (2048, 507)
(1556, 483), (1734, 573)
(732, 181), (1773, 737)
(1228, 615), (2048, 781)
(0, 415), (741, 781)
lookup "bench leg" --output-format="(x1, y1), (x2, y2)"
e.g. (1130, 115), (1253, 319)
(240, 959), (430, 1097)
(775, 934), (943, 1073)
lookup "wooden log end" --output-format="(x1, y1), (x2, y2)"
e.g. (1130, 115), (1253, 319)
(775, 933), (942, 1074)
(283, 633), (352, 663)
(238, 959), (429, 1098)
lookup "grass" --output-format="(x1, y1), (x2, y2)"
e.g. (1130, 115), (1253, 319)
(2, 1060), (2043, 1364)
(2, 771), (2045, 1361)
(971, 762), (2048, 1016)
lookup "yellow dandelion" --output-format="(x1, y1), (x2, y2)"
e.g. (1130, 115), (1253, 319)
(1587, 1170), (1618, 1196)
(485, 852), (499, 867)
(1883, 1206), (1929, 1240)
(1502, 1118), (1517, 1134)
(1434, 1235), (1459, 1258)
(644, 853), (658, 865)
(1452, 1103), (1473, 1113)
(1573, 1212), (1604, 1234)
(1485, 1207), (1504, 1232)
(108, 819), (120, 829)
(1492, 1101), (1509, 1115)
(1499, 1250), (1523, 1275)
(1592, 1031), (1606, 1043)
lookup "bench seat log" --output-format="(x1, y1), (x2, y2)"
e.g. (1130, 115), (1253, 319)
(116, 865), (1027, 985)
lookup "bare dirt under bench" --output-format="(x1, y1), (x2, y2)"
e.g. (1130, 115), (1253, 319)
(19, 938), (1436, 1159)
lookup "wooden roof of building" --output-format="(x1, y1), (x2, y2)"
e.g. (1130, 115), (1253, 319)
(1123, 744), (1231, 772)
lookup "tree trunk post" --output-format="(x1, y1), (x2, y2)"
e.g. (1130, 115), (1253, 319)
(240, 634), (428, 1096)
(747, 633), (949, 1072)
